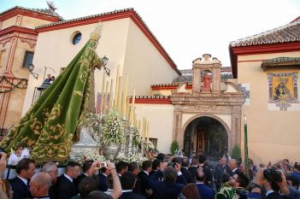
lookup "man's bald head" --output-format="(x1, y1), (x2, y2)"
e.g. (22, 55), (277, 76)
(30, 172), (51, 197)
(229, 159), (237, 170)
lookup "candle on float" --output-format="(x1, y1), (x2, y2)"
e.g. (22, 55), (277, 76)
(108, 79), (113, 111)
(138, 120), (141, 135)
(114, 66), (120, 108)
(130, 89), (136, 124)
(126, 97), (130, 121)
(143, 117), (146, 138)
(103, 80), (109, 114)
(122, 75), (128, 116)
(100, 71), (106, 113)
(147, 121), (150, 140)
(134, 115), (137, 127)
(117, 76), (122, 111)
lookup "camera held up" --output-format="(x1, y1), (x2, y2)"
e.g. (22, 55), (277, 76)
(263, 168), (282, 182)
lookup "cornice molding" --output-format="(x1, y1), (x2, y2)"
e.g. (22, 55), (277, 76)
(0, 7), (60, 22)
(0, 26), (38, 37)
(129, 96), (171, 104)
(229, 42), (300, 78)
(36, 9), (180, 75)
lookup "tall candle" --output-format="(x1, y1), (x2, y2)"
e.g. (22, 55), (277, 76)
(126, 97), (130, 121)
(103, 80), (109, 114)
(100, 71), (106, 113)
(122, 75), (128, 116)
(130, 89), (136, 124)
(143, 117), (146, 138)
(147, 121), (150, 140)
(114, 66), (120, 108)
(108, 79), (113, 111)
(138, 120), (141, 135)
(134, 115), (137, 127)
(117, 76), (122, 111)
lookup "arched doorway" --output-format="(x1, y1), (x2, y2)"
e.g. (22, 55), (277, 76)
(183, 116), (228, 161)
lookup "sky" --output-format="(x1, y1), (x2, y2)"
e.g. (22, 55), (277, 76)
(1, 0), (300, 70)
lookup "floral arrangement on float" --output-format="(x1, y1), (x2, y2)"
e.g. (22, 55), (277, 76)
(101, 109), (125, 145)
(132, 128), (141, 147)
(116, 152), (147, 164)
(72, 149), (106, 165)
(101, 109), (125, 160)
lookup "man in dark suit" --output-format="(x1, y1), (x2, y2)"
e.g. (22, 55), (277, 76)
(128, 162), (141, 195)
(181, 157), (195, 183)
(149, 166), (184, 199)
(42, 161), (59, 199)
(228, 159), (240, 176)
(99, 166), (111, 191)
(56, 161), (81, 199)
(74, 160), (95, 189)
(120, 171), (146, 199)
(137, 160), (152, 198)
(116, 161), (128, 177)
(188, 155), (199, 181)
(10, 158), (35, 199)
(214, 157), (232, 191)
(149, 159), (161, 177)
(195, 167), (215, 199)
(199, 155), (214, 188)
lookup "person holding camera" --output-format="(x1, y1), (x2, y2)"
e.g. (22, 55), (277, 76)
(247, 168), (297, 199)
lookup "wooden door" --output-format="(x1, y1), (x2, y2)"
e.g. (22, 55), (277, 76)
(197, 129), (205, 154)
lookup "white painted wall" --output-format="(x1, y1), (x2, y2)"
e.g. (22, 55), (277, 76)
(238, 51), (300, 164)
(135, 103), (174, 153)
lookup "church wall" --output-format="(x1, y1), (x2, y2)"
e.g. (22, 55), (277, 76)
(122, 20), (179, 95)
(1, 15), (52, 30)
(1, 16), (18, 29)
(237, 51), (300, 164)
(3, 36), (36, 127)
(135, 104), (174, 153)
(21, 16), (54, 29)
(22, 19), (130, 114)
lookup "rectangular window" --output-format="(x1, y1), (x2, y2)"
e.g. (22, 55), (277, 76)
(23, 51), (34, 68)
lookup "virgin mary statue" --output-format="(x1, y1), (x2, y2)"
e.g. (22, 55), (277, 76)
(0, 24), (105, 163)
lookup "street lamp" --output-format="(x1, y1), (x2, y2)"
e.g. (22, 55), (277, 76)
(28, 64), (39, 79)
(102, 55), (110, 76)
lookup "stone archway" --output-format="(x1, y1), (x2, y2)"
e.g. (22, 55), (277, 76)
(182, 115), (231, 161)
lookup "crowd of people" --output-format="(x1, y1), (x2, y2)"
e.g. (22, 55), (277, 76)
(0, 148), (300, 199)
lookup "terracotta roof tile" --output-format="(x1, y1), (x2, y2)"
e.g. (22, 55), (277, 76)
(261, 57), (300, 70)
(230, 18), (300, 47)
(0, 6), (63, 19)
(34, 8), (180, 75)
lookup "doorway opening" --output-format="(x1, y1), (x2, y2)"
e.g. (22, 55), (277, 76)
(183, 116), (228, 161)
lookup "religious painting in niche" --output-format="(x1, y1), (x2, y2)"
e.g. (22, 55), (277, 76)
(201, 70), (212, 92)
(268, 72), (298, 111)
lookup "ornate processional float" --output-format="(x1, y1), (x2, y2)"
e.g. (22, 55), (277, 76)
(0, 24), (155, 167)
